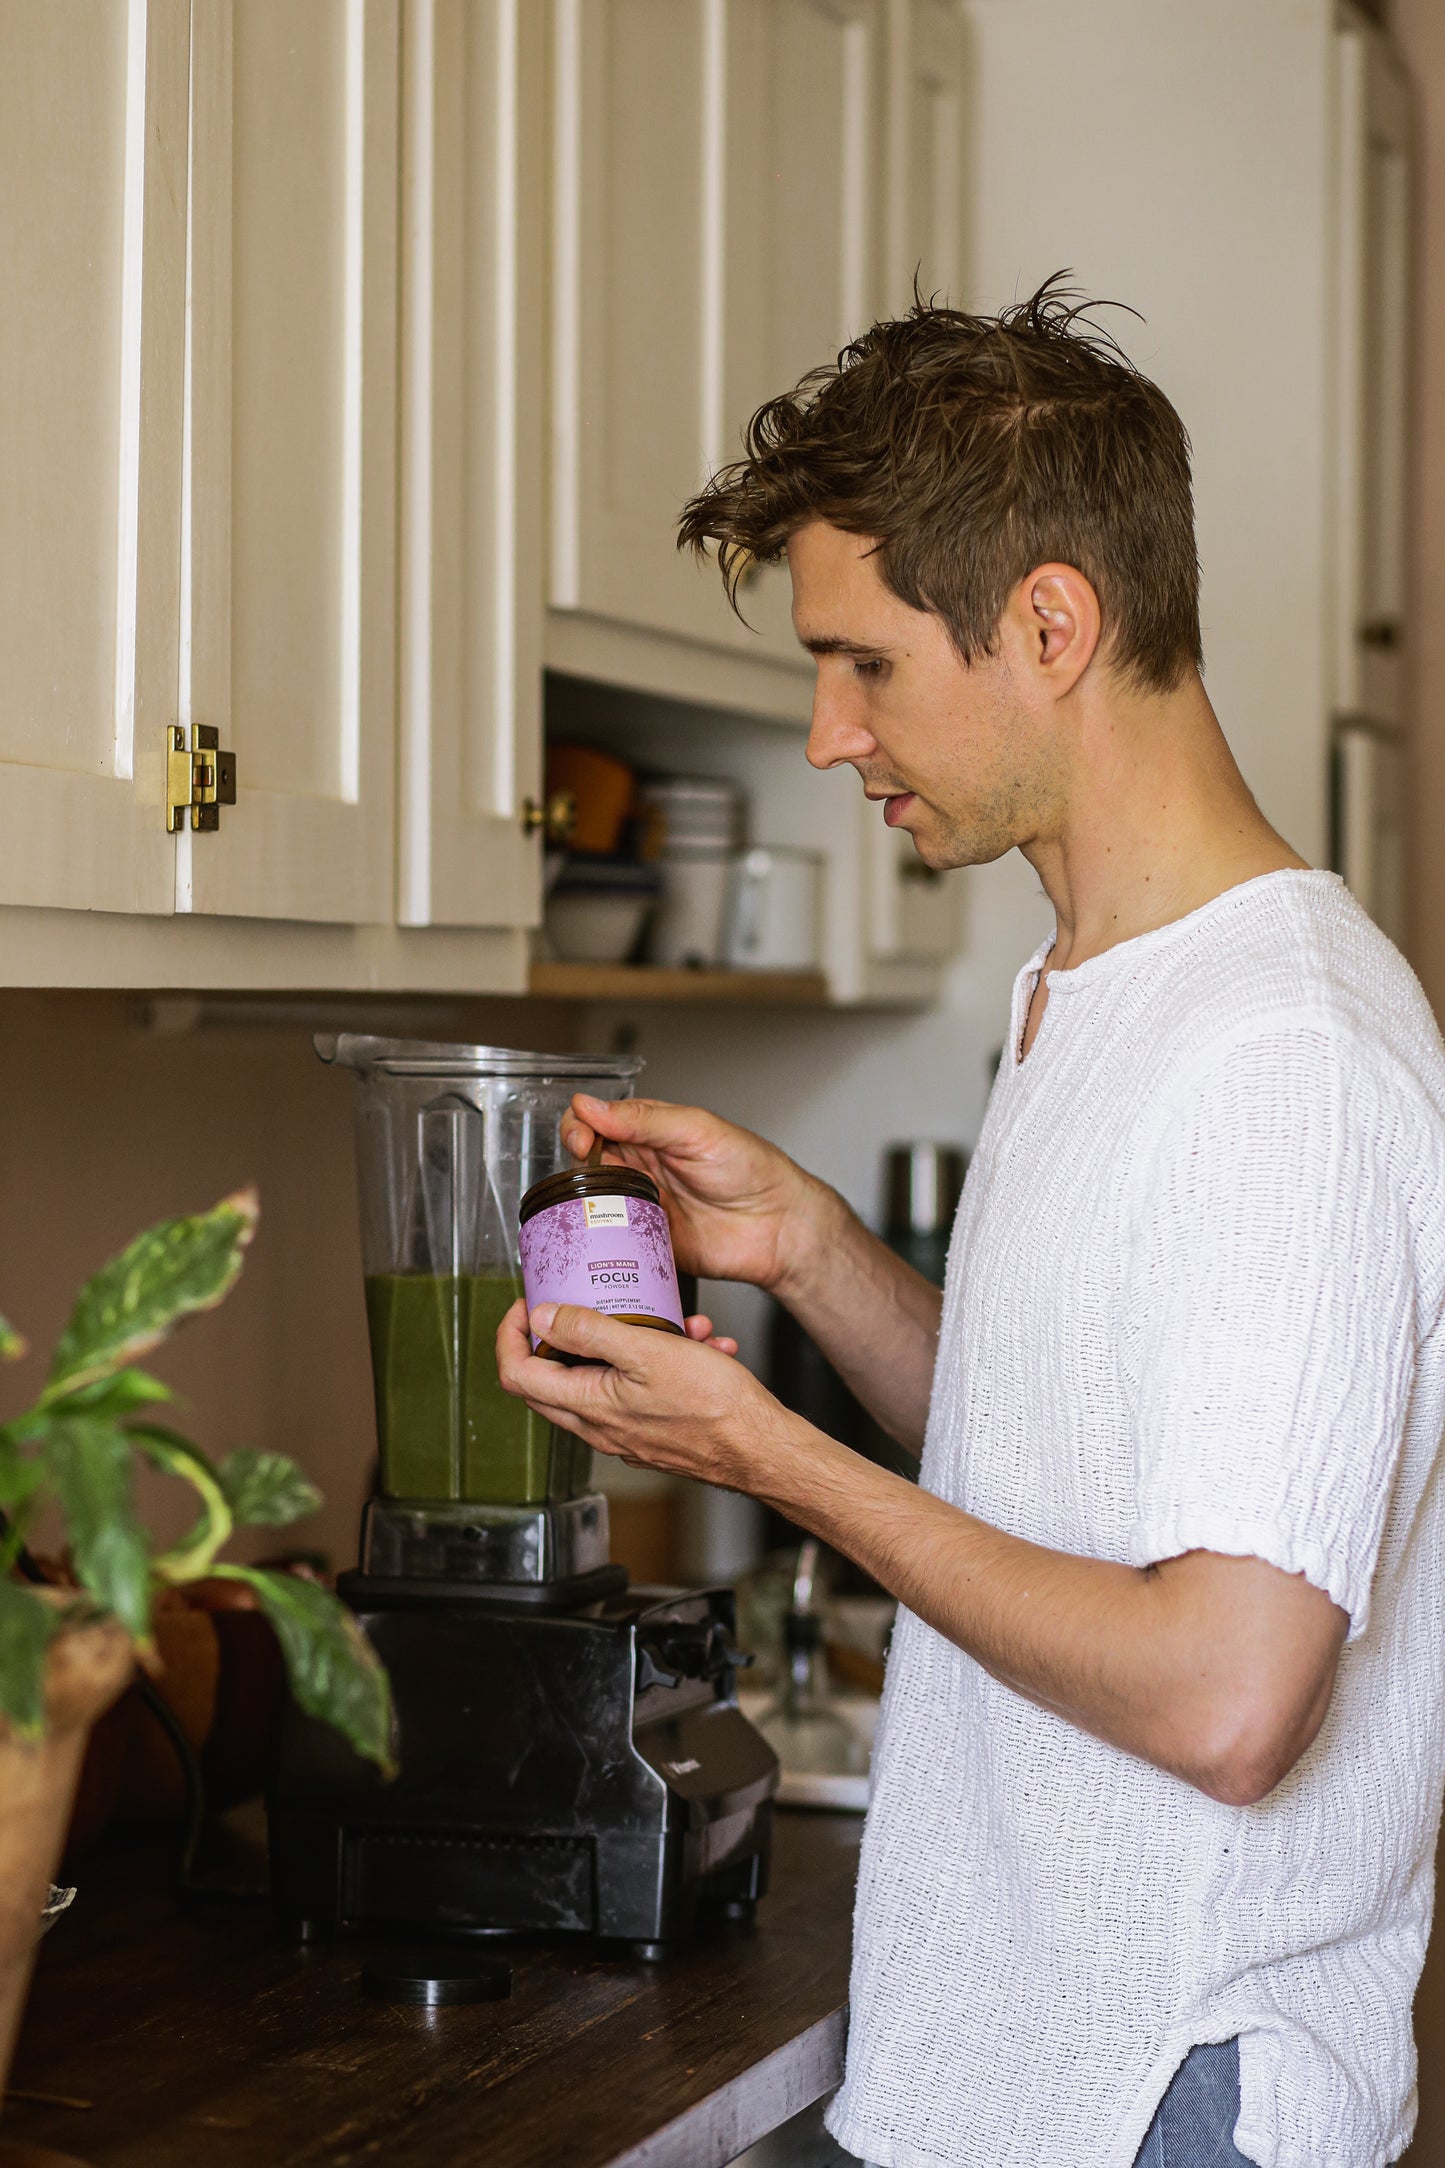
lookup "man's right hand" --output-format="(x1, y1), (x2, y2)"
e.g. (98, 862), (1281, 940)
(561, 1094), (830, 1298)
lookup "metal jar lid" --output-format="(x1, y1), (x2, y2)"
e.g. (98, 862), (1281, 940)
(519, 1163), (662, 1227)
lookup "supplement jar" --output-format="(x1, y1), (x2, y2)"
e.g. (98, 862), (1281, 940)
(519, 1166), (685, 1360)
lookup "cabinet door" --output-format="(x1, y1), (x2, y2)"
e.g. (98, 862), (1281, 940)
(1332, 21), (1410, 730)
(0, 0), (187, 914)
(180, 0), (399, 923)
(856, 0), (966, 973)
(1334, 721), (1406, 949)
(549, 0), (716, 644)
(884, 0), (966, 313)
(550, 0), (880, 665)
(397, 0), (544, 928)
(864, 815), (963, 965)
(718, 0), (884, 660)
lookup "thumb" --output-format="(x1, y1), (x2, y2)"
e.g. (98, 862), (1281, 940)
(529, 1302), (652, 1375)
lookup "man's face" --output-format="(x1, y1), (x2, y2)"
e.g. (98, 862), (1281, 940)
(787, 519), (1057, 870)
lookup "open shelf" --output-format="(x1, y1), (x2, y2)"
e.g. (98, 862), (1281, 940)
(527, 961), (829, 1005)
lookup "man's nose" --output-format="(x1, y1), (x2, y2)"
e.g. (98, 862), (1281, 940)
(806, 683), (877, 772)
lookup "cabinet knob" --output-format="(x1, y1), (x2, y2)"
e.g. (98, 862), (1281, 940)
(522, 790), (577, 845)
(1359, 618), (1402, 652)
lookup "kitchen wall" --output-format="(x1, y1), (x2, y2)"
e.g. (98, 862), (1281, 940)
(0, 989), (578, 1567)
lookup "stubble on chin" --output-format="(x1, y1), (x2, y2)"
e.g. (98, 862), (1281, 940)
(927, 681), (1056, 872)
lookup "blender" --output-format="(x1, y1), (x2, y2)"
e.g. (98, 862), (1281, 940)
(268, 1036), (777, 1958)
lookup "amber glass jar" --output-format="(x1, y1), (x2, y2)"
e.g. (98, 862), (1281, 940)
(519, 1166), (685, 1361)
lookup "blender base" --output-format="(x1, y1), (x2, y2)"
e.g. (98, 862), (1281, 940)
(269, 1578), (779, 1956)
(359, 1491), (614, 1585)
(349, 1492), (627, 1607)
(337, 1562), (628, 1609)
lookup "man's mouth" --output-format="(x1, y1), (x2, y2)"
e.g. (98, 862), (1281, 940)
(880, 792), (916, 827)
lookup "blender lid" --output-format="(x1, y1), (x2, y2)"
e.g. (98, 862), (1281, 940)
(315, 1033), (643, 1081)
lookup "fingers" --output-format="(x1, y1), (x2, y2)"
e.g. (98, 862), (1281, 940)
(684, 1314), (739, 1357)
(494, 1299), (613, 1435)
(568, 1093), (714, 1159)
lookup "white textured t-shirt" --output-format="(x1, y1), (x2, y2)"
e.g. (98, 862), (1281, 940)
(827, 871), (1445, 2168)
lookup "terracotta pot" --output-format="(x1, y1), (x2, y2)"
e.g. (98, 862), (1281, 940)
(0, 1614), (133, 2091)
(63, 1583), (287, 1861)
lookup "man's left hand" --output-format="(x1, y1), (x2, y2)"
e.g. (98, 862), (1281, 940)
(495, 1298), (798, 1489)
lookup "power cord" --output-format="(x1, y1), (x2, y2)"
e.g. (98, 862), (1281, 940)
(7, 1520), (214, 1899)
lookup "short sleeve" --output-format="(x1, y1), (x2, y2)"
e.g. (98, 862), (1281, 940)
(1121, 1025), (1419, 1640)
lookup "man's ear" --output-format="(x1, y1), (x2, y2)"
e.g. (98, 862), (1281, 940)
(1000, 562), (1102, 695)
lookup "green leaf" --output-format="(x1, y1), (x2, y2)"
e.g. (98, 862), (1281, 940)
(216, 1449), (321, 1530)
(0, 1582), (57, 1737)
(0, 1315), (25, 1364)
(214, 1565), (395, 1776)
(0, 1435), (43, 1513)
(45, 1189), (259, 1402)
(48, 1369), (174, 1422)
(127, 1424), (233, 1585)
(46, 1419), (153, 1642)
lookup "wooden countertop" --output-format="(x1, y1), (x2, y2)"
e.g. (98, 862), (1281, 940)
(2, 1810), (860, 2168)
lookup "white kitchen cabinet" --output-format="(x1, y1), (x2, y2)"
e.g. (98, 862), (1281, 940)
(545, 0), (969, 1001)
(858, 0), (969, 980)
(0, 0), (405, 937)
(0, 0), (189, 916)
(716, 0), (885, 660)
(884, 0), (967, 312)
(1330, 12), (1411, 733)
(180, 0), (399, 925)
(548, 0), (886, 673)
(864, 817), (964, 972)
(548, 0), (715, 646)
(396, 0), (546, 929)
(0, 0), (969, 997)
(0, 0), (547, 983)
(1326, 13), (1410, 951)
(1334, 719), (1406, 949)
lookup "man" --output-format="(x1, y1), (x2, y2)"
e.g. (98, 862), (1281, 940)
(498, 284), (1445, 2167)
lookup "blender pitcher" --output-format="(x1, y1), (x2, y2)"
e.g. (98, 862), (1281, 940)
(319, 1035), (641, 1506)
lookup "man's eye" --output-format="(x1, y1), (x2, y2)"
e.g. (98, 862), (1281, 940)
(853, 657), (888, 680)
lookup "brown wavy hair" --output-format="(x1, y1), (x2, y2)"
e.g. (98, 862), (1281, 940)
(677, 276), (1203, 695)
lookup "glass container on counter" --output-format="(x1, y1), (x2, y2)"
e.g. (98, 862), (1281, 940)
(754, 1541), (870, 1780)
(318, 1034), (641, 1507)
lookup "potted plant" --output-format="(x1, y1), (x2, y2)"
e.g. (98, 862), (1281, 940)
(0, 1189), (393, 2086)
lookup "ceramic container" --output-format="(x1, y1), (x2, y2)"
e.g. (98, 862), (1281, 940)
(723, 846), (823, 970)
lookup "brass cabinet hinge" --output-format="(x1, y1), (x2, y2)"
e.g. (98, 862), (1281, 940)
(166, 724), (237, 833)
(521, 789), (577, 844)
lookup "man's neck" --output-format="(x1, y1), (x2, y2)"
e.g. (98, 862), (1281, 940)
(1022, 669), (1307, 974)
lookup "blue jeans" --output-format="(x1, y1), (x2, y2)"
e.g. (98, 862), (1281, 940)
(1134, 2039), (1254, 2167)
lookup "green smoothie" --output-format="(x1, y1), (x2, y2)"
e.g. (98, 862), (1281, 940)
(364, 1272), (587, 1504)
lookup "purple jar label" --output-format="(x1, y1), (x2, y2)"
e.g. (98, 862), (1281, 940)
(519, 1192), (684, 1343)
